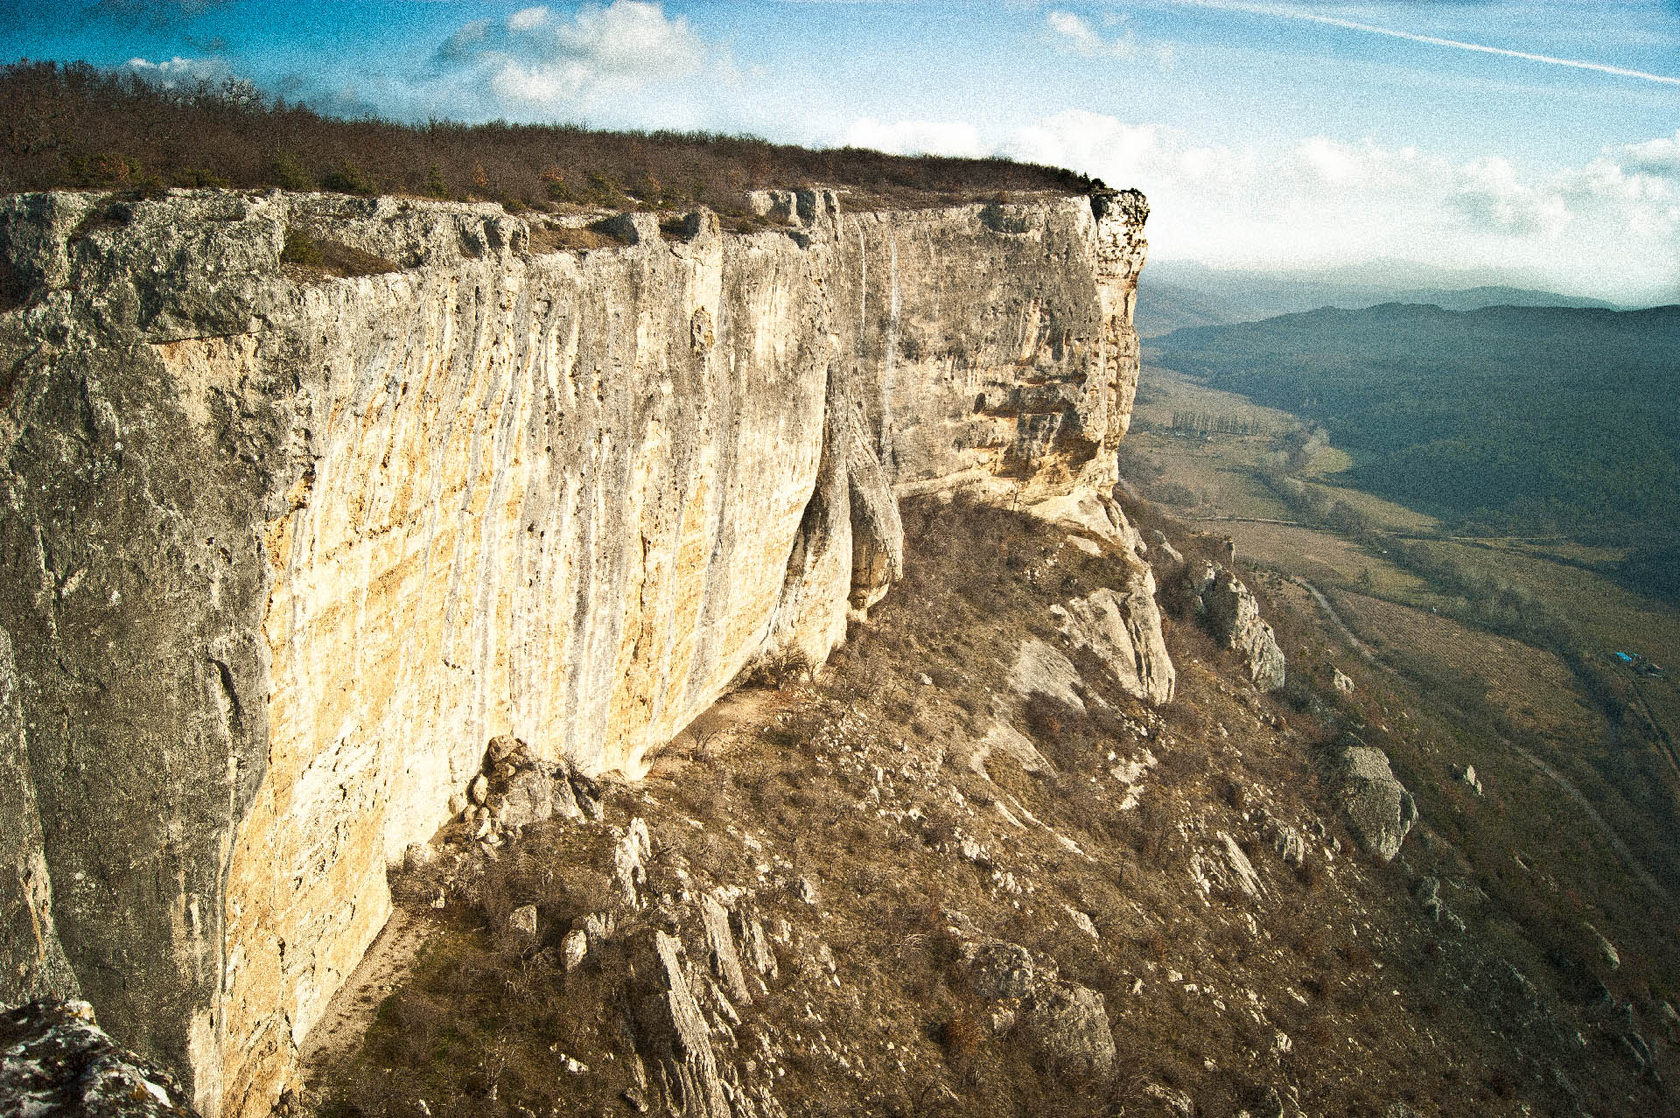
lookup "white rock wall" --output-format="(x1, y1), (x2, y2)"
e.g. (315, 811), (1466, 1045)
(0, 186), (1146, 1117)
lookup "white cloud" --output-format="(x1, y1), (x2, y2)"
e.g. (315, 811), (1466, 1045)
(121, 55), (235, 88)
(1046, 11), (1137, 60)
(844, 110), (1679, 302)
(433, 1), (707, 111)
(1044, 10), (1175, 66)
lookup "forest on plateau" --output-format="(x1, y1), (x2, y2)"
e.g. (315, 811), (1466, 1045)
(0, 61), (1093, 218)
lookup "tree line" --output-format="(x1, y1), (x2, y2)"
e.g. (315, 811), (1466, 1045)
(0, 60), (1097, 216)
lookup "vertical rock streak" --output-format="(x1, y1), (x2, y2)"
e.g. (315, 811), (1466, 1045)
(0, 186), (1146, 1116)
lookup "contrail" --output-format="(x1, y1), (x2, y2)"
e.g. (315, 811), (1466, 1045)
(1170, 0), (1680, 87)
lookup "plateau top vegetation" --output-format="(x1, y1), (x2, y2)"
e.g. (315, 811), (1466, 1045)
(0, 60), (1097, 219)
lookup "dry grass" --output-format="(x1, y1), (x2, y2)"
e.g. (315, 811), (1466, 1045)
(0, 61), (1095, 215)
(308, 493), (1677, 1118)
(279, 230), (398, 278)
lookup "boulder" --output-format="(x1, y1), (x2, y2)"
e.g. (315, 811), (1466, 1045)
(1331, 743), (1418, 862)
(1020, 981), (1116, 1078)
(613, 819), (653, 908)
(1150, 530), (1184, 568)
(1052, 562), (1176, 706)
(508, 904), (538, 937)
(1586, 923), (1621, 970)
(1198, 564), (1286, 692)
(562, 929), (589, 972)
(0, 999), (198, 1117)
(479, 737), (557, 830)
(965, 941), (1041, 1000)
(1027, 489), (1145, 557)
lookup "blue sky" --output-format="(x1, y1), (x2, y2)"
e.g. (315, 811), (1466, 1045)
(5, 1), (1678, 302)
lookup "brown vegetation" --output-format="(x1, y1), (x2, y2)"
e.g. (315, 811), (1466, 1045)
(0, 61), (1098, 214)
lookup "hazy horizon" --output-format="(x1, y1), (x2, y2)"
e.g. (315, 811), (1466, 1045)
(4, 0), (1677, 304)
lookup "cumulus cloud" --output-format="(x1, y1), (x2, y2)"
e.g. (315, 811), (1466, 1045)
(851, 109), (1680, 302)
(432, 1), (706, 112)
(120, 55), (239, 89)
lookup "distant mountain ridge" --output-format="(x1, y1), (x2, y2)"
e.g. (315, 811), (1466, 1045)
(1136, 261), (1622, 337)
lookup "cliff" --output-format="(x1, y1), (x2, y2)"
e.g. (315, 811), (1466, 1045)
(0, 184), (1146, 1116)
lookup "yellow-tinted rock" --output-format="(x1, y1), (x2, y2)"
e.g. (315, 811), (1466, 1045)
(0, 186), (1146, 1117)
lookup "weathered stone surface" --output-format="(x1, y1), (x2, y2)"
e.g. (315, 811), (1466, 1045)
(1026, 489), (1143, 555)
(971, 720), (1053, 776)
(0, 185), (1147, 1115)
(1019, 980), (1116, 1078)
(965, 941), (1040, 1001)
(1052, 562), (1175, 706)
(0, 629), (78, 1004)
(700, 894), (752, 1006)
(1198, 564), (1286, 692)
(1332, 743), (1418, 862)
(629, 930), (730, 1118)
(1008, 638), (1086, 712)
(0, 999), (199, 1117)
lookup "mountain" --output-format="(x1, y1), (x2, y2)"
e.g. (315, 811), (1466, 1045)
(1401, 285), (1618, 312)
(1134, 278), (1266, 336)
(1156, 302), (1680, 546)
(1136, 261), (1622, 337)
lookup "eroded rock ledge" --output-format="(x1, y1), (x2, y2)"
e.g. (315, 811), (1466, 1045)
(0, 184), (1145, 1116)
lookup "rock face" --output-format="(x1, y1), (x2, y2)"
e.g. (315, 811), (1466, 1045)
(1197, 564), (1286, 692)
(1331, 742), (1419, 862)
(1052, 563), (1175, 706)
(0, 185), (1147, 1114)
(0, 999), (199, 1117)
(0, 631), (78, 1004)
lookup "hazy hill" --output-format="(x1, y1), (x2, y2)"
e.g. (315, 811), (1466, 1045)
(1403, 285), (1619, 312)
(1156, 303), (1680, 556)
(1134, 278), (1266, 336)
(1137, 261), (1620, 337)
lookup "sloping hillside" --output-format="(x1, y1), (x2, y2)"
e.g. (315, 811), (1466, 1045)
(1156, 303), (1680, 546)
(299, 495), (1676, 1118)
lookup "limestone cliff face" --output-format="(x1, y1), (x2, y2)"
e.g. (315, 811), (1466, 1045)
(0, 184), (1145, 1116)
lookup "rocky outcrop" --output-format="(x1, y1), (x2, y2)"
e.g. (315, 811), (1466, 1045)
(958, 938), (1115, 1079)
(1331, 741), (1418, 862)
(628, 930), (734, 1118)
(1052, 562), (1175, 706)
(0, 999), (199, 1117)
(0, 184), (1147, 1114)
(1197, 563), (1286, 692)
